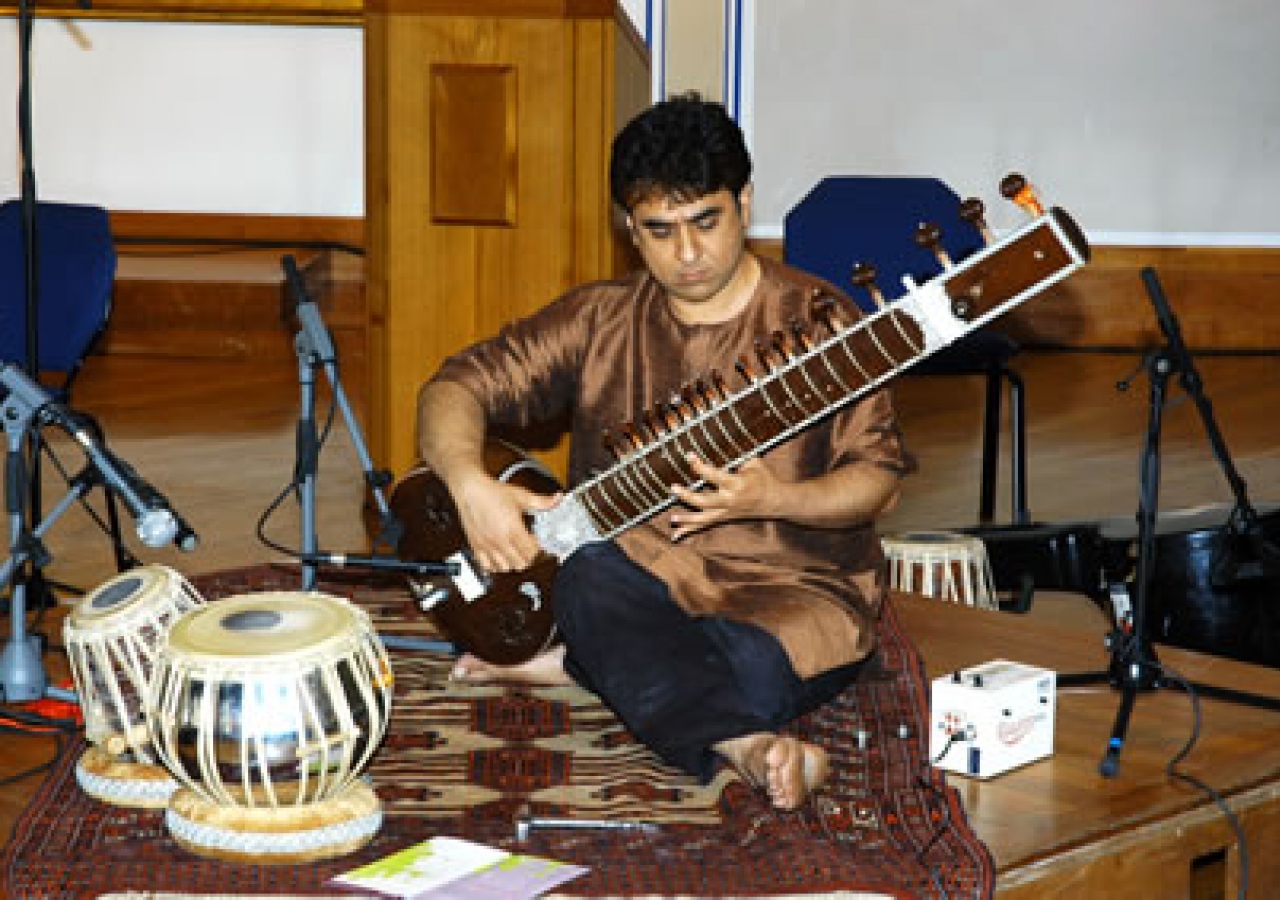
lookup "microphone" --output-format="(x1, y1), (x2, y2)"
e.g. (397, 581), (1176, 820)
(282, 254), (337, 362)
(0, 364), (197, 551)
(298, 552), (459, 577)
(63, 425), (198, 551)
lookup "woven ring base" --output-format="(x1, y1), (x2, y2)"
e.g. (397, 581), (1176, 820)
(75, 745), (178, 810)
(164, 781), (383, 865)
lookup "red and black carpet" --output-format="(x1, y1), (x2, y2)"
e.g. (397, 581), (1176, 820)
(2, 565), (994, 898)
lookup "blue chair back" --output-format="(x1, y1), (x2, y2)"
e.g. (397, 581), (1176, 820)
(0, 199), (116, 379)
(784, 176), (984, 313)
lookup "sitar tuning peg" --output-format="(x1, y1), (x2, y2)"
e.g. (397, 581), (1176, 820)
(958, 197), (995, 245)
(1000, 172), (1045, 217)
(914, 222), (953, 269)
(789, 317), (814, 352)
(654, 401), (679, 431)
(602, 428), (625, 459)
(709, 370), (729, 400)
(620, 422), (646, 451)
(735, 354), (759, 384)
(755, 337), (784, 370)
(770, 330), (793, 360)
(850, 263), (886, 310)
(641, 409), (665, 439)
(682, 383), (709, 413)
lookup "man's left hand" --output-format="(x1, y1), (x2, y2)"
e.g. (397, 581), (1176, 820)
(667, 454), (780, 541)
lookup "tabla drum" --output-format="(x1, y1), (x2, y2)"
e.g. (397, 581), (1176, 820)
(882, 531), (999, 610)
(64, 565), (205, 808)
(147, 591), (394, 864)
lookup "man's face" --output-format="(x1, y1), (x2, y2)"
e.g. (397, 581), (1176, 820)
(627, 186), (753, 314)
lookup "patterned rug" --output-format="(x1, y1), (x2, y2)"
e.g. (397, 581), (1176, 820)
(2, 565), (994, 898)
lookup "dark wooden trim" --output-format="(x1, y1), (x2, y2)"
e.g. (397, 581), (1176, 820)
(2, 0), (622, 24)
(365, 0), (616, 18)
(110, 211), (364, 250)
(0, 1), (361, 25)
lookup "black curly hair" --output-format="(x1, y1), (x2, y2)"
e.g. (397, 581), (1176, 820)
(609, 92), (752, 212)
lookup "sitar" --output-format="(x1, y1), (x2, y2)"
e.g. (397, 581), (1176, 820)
(390, 175), (1091, 664)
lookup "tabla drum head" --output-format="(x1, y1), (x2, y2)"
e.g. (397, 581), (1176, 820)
(889, 530), (974, 546)
(68, 565), (187, 633)
(165, 592), (359, 665)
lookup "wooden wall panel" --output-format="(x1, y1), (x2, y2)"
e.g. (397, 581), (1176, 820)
(430, 65), (518, 226)
(365, 4), (649, 477)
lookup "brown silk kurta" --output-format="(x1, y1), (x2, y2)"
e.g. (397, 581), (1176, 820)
(431, 255), (912, 679)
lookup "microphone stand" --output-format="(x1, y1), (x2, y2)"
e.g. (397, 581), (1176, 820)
(10, 0), (98, 611)
(1058, 267), (1280, 777)
(0, 382), (87, 703)
(11, 0), (55, 615)
(283, 255), (425, 590)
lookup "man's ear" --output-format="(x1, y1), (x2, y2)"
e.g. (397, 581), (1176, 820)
(737, 183), (754, 223)
(625, 215), (638, 245)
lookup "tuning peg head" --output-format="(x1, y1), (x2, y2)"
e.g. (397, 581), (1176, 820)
(850, 262), (886, 309)
(789, 317), (814, 352)
(602, 428), (624, 459)
(681, 383), (709, 413)
(914, 222), (953, 269)
(754, 337), (779, 370)
(1000, 172), (1045, 217)
(957, 197), (995, 244)
(709, 369), (730, 400)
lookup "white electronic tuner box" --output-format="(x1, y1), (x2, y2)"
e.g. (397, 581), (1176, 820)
(929, 659), (1056, 778)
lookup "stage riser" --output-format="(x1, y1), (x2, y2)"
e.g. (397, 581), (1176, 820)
(105, 213), (367, 401)
(99, 217), (1279, 364)
(997, 779), (1280, 898)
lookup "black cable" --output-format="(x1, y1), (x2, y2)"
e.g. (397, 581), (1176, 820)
(897, 732), (966, 899)
(254, 371), (340, 559)
(1155, 660), (1249, 900)
(0, 730), (69, 787)
(0, 705), (78, 787)
(930, 731), (963, 767)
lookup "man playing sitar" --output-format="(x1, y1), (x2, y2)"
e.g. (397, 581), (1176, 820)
(415, 94), (912, 810)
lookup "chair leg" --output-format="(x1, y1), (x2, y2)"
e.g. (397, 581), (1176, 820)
(1006, 366), (1030, 526)
(979, 367), (1002, 524)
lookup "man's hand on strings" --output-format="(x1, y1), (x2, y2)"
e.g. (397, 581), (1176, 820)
(667, 454), (781, 541)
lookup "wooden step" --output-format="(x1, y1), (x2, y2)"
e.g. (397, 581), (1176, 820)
(105, 246), (368, 401)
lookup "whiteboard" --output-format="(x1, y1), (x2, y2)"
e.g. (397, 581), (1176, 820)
(749, 0), (1280, 243)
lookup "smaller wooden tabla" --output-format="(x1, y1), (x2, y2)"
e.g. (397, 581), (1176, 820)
(882, 531), (999, 610)
(147, 592), (394, 864)
(64, 564), (205, 808)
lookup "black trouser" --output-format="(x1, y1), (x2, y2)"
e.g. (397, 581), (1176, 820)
(554, 542), (864, 782)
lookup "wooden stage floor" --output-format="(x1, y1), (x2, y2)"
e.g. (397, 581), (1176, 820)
(2, 348), (1279, 896)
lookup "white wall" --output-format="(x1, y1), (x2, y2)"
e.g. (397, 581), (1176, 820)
(1, 19), (363, 215)
(751, 0), (1280, 244)
(5, 3), (1277, 245)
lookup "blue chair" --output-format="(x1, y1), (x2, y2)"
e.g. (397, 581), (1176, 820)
(0, 199), (116, 392)
(0, 198), (127, 577)
(785, 176), (1029, 526)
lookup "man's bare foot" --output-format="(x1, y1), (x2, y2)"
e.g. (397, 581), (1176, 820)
(715, 732), (828, 811)
(448, 645), (572, 686)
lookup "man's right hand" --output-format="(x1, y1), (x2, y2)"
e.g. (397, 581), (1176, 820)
(448, 470), (561, 574)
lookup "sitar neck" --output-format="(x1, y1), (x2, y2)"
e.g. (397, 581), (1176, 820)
(532, 204), (1089, 561)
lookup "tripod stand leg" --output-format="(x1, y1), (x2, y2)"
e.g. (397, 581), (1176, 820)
(1100, 682), (1138, 777)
